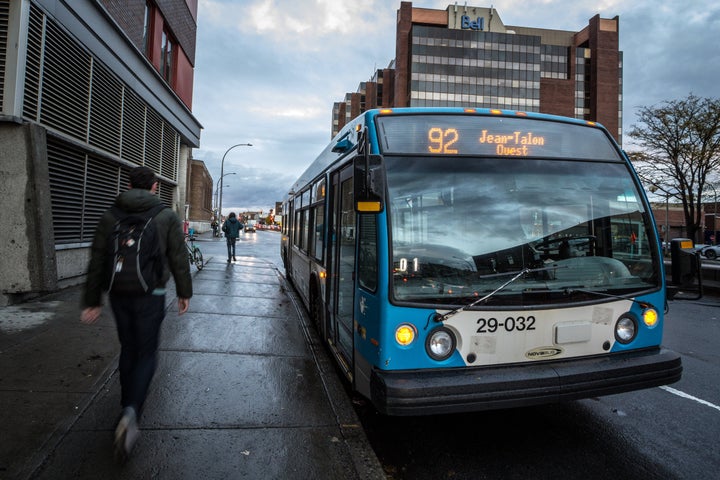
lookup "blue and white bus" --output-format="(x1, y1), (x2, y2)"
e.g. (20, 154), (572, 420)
(282, 108), (686, 415)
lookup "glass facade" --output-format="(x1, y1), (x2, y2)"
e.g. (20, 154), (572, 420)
(376, 70), (385, 102)
(540, 44), (569, 80)
(575, 47), (591, 119)
(409, 25), (541, 110)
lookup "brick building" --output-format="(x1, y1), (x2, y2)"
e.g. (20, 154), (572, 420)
(651, 205), (694, 243)
(650, 203), (720, 245)
(332, 2), (621, 142)
(187, 159), (213, 227)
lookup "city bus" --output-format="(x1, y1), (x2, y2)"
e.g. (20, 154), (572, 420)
(281, 107), (687, 415)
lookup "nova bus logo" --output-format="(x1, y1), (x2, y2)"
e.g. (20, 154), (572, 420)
(525, 347), (563, 359)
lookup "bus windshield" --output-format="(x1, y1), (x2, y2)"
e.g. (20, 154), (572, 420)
(386, 156), (660, 306)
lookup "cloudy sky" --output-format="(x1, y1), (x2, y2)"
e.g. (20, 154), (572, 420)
(191, 0), (720, 215)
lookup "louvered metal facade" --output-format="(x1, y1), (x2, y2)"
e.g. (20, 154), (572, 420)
(0, 3), (7, 110)
(21, 2), (183, 245)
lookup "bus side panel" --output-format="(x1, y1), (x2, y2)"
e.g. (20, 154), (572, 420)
(290, 245), (311, 306)
(353, 209), (399, 395)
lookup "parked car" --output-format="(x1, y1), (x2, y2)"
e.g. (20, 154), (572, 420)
(698, 244), (720, 259)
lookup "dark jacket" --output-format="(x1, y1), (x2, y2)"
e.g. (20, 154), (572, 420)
(223, 217), (242, 238)
(82, 188), (193, 307)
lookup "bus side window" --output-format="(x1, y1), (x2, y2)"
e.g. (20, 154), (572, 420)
(314, 205), (324, 262)
(294, 210), (302, 247)
(302, 209), (310, 252)
(308, 208), (316, 258)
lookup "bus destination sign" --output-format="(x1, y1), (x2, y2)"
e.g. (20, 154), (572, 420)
(376, 114), (620, 161)
(478, 130), (546, 156)
(427, 126), (548, 157)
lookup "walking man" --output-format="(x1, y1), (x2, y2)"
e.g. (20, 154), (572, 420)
(222, 211), (242, 262)
(80, 166), (192, 462)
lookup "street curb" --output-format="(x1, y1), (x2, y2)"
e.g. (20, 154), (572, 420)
(278, 271), (386, 480)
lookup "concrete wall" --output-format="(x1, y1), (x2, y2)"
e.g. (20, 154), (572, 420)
(55, 248), (90, 289)
(0, 122), (58, 305)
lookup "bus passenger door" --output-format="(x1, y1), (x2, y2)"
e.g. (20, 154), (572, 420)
(326, 166), (355, 371)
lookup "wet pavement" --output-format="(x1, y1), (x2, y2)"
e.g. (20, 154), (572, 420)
(0, 231), (384, 479)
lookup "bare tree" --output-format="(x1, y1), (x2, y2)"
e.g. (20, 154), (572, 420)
(628, 94), (720, 242)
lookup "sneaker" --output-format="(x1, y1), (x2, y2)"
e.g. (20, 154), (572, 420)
(233, 256), (237, 261)
(114, 407), (140, 464)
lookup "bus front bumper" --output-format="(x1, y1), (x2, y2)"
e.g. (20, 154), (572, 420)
(369, 347), (681, 416)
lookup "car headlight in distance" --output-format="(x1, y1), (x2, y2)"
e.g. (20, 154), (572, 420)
(426, 327), (456, 361)
(395, 324), (416, 346)
(615, 313), (638, 344)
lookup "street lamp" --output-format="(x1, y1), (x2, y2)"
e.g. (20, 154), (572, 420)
(219, 143), (252, 218)
(214, 173), (236, 211)
(213, 185), (231, 215)
(706, 183), (718, 244)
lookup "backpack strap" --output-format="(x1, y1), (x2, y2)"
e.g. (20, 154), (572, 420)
(145, 204), (167, 220)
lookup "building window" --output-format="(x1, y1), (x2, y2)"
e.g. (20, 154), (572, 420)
(541, 45), (569, 79)
(161, 28), (174, 84)
(142, 2), (152, 56)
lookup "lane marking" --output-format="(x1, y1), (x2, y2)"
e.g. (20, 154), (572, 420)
(659, 386), (720, 412)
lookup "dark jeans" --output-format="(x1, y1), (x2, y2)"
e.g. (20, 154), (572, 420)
(110, 293), (165, 417)
(226, 236), (237, 258)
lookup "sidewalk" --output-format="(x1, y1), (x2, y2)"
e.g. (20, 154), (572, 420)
(0, 233), (384, 479)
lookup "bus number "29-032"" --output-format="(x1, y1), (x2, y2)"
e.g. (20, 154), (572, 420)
(476, 316), (536, 333)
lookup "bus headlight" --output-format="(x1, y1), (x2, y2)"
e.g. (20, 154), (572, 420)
(395, 324), (416, 346)
(615, 314), (637, 344)
(426, 327), (456, 361)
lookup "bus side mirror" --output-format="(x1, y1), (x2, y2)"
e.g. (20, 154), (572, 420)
(354, 155), (385, 213)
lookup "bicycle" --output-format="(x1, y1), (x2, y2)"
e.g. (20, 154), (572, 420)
(185, 234), (204, 270)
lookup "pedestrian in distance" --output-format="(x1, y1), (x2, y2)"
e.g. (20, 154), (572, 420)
(211, 217), (218, 237)
(222, 211), (242, 262)
(80, 166), (192, 463)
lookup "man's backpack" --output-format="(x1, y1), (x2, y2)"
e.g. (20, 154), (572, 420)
(106, 204), (166, 295)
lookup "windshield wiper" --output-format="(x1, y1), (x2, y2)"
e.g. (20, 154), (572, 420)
(432, 265), (565, 323)
(564, 288), (657, 310)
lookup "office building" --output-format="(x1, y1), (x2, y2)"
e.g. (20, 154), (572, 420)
(0, 0), (202, 303)
(333, 2), (621, 143)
